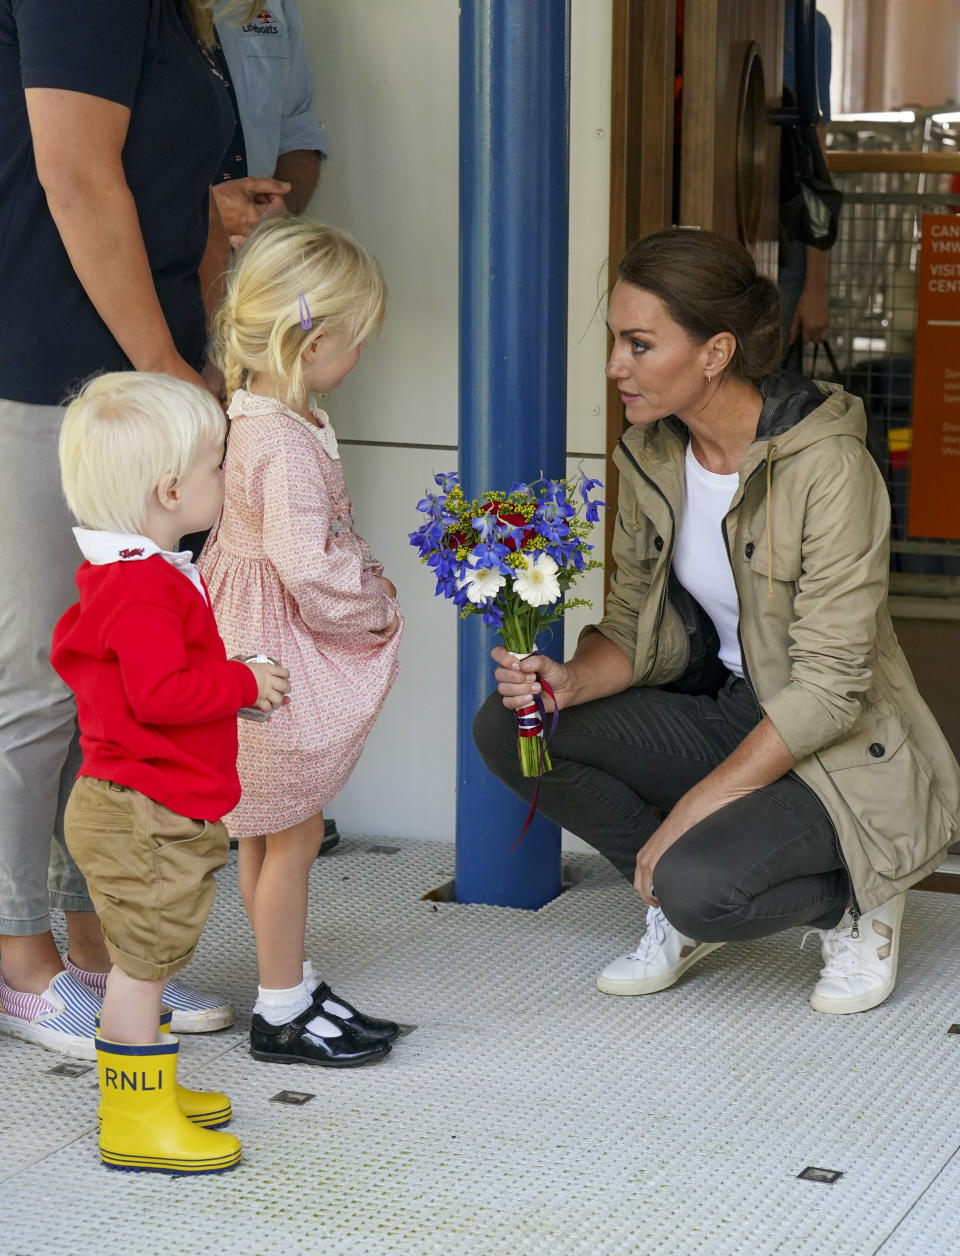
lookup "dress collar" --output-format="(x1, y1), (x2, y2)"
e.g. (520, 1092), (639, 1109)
(228, 388), (340, 460)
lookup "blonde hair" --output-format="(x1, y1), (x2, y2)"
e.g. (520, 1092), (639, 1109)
(212, 215), (386, 405)
(187, 0), (215, 44)
(59, 373), (226, 534)
(217, 0), (265, 23)
(192, 1), (267, 43)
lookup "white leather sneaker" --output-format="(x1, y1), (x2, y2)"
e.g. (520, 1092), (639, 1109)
(597, 906), (726, 996)
(807, 893), (906, 1015)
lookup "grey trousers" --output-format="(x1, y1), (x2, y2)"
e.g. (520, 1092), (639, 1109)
(0, 398), (91, 933)
(473, 674), (848, 941)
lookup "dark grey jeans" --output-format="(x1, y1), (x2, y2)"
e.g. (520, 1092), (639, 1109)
(473, 675), (847, 941)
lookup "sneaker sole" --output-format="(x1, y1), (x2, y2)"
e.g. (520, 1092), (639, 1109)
(809, 894), (906, 1015)
(596, 941), (726, 996)
(169, 1006), (235, 1033)
(0, 1014), (95, 1060)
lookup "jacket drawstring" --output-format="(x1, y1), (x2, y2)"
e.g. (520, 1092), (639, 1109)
(765, 445), (777, 597)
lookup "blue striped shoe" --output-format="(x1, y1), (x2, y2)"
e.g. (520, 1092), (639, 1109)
(162, 979), (234, 1033)
(0, 971), (99, 1059)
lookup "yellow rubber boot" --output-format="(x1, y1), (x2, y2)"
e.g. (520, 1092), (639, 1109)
(96, 1036), (241, 1175)
(95, 1013), (232, 1129)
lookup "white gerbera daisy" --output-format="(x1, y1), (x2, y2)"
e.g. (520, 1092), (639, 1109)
(513, 553), (561, 607)
(457, 558), (507, 604)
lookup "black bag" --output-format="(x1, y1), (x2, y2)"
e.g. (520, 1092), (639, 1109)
(779, 85), (843, 250)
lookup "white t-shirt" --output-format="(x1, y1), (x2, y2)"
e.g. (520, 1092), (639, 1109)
(671, 443), (744, 678)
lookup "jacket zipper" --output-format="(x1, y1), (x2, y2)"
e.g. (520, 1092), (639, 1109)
(720, 460), (765, 718)
(617, 437), (677, 687)
(721, 458), (862, 936)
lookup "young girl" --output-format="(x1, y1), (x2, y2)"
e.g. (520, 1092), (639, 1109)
(199, 216), (402, 1067)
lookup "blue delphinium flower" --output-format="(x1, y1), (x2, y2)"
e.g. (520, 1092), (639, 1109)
(415, 491), (446, 517)
(471, 512), (498, 543)
(497, 520), (528, 550)
(410, 472), (604, 646)
(427, 547), (461, 598)
(578, 469), (606, 525)
(470, 540), (511, 573)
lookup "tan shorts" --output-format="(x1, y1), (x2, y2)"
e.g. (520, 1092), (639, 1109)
(64, 776), (229, 982)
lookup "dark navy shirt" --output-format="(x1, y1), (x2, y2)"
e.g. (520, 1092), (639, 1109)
(0, 0), (234, 405)
(783, 1), (832, 125)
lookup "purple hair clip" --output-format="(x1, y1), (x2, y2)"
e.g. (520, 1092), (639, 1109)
(298, 291), (312, 330)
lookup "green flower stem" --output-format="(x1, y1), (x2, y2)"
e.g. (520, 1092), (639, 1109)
(505, 640), (553, 779)
(517, 731), (552, 778)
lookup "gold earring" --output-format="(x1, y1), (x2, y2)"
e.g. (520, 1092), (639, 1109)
(705, 372), (712, 383)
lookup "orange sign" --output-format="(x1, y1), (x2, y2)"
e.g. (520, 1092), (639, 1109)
(908, 213), (960, 538)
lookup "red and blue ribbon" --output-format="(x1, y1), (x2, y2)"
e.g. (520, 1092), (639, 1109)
(512, 677), (559, 850)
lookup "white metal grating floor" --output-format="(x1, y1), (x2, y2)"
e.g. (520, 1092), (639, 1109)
(1, 836), (959, 1256)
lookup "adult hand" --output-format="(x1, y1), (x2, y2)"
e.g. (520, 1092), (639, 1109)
(633, 814), (691, 907)
(154, 354), (217, 398)
(212, 177), (291, 247)
(490, 645), (572, 713)
(788, 280), (829, 345)
(201, 357), (226, 404)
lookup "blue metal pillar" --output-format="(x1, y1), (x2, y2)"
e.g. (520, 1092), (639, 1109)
(456, 0), (570, 908)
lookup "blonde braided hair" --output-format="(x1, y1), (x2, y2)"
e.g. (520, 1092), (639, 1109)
(212, 215), (386, 407)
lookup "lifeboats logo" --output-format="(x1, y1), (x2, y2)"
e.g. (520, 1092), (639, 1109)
(242, 10), (279, 34)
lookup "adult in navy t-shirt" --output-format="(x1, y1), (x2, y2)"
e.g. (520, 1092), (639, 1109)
(779, 0), (833, 345)
(0, 0), (234, 404)
(0, 0), (235, 1053)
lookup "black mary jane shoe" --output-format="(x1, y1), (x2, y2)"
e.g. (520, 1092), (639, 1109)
(310, 981), (401, 1044)
(249, 1007), (392, 1067)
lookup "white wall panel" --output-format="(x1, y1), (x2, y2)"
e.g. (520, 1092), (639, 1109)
(332, 443), (457, 840)
(301, 1), (459, 449)
(561, 452), (607, 855)
(331, 447), (607, 846)
(567, 0), (614, 459)
(297, 6), (613, 850)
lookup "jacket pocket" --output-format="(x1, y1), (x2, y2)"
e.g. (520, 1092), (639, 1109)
(816, 700), (955, 876)
(746, 542), (802, 585)
(616, 504), (664, 561)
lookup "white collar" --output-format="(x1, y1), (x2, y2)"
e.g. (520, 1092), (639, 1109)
(73, 529), (208, 602)
(228, 389), (341, 460)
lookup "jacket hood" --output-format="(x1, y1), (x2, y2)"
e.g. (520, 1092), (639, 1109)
(752, 369), (867, 454)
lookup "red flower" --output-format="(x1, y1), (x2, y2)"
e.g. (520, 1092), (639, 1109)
(480, 501), (535, 552)
(447, 500), (535, 552)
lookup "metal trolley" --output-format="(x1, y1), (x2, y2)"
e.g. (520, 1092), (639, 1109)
(823, 113), (960, 598)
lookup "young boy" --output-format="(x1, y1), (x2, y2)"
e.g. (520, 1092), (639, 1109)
(51, 372), (289, 1175)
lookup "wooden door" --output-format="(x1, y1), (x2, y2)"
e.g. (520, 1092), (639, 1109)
(604, 0), (784, 581)
(679, 0), (784, 273)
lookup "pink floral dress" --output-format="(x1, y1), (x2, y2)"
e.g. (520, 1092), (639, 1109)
(199, 390), (402, 837)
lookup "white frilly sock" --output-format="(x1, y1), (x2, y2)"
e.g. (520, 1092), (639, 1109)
(255, 979), (341, 1038)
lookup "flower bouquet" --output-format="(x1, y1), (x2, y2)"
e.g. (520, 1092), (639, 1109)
(410, 471), (604, 778)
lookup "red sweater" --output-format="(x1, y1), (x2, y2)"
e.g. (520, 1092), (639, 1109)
(51, 557), (259, 821)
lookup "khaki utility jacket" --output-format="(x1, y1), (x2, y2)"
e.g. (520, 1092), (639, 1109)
(591, 374), (960, 912)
